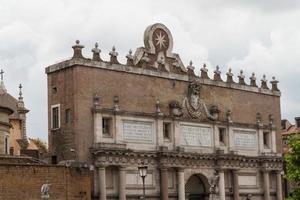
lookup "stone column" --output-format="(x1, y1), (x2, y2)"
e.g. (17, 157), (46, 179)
(178, 168), (185, 200)
(93, 167), (99, 197)
(161, 167), (169, 200)
(276, 171), (283, 200)
(219, 170), (226, 200)
(98, 166), (106, 200)
(263, 170), (270, 200)
(232, 170), (239, 200)
(119, 166), (126, 200)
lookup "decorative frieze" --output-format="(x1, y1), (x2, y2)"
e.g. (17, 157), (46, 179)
(92, 146), (283, 171)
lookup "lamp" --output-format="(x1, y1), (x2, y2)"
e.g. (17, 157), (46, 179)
(138, 162), (148, 199)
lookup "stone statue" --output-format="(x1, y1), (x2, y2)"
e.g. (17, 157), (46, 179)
(245, 194), (252, 200)
(41, 182), (51, 199)
(209, 170), (220, 194)
(209, 170), (220, 200)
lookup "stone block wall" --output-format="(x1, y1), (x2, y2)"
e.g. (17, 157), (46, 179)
(0, 164), (91, 200)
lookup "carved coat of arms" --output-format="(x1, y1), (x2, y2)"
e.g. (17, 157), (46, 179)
(182, 81), (219, 120)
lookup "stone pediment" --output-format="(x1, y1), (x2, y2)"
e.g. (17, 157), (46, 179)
(133, 23), (187, 74)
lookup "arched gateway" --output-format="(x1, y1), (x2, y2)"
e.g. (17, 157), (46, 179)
(46, 22), (283, 200)
(185, 174), (209, 200)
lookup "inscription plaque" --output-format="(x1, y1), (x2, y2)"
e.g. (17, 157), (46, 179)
(123, 121), (153, 143)
(234, 130), (257, 149)
(126, 173), (153, 186)
(180, 125), (212, 147)
(238, 175), (257, 186)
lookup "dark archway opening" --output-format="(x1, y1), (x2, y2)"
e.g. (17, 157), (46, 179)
(185, 174), (209, 200)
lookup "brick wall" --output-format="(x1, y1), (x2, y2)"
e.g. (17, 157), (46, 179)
(0, 164), (91, 200)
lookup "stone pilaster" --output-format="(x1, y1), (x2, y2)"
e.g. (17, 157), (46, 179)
(232, 170), (239, 200)
(258, 128), (264, 154)
(178, 168), (185, 200)
(271, 129), (277, 153)
(94, 112), (101, 143)
(119, 166), (126, 200)
(263, 170), (270, 200)
(98, 166), (106, 200)
(219, 170), (226, 200)
(276, 171), (283, 200)
(161, 167), (169, 200)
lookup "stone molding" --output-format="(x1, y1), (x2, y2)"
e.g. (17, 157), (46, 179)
(92, 147), (283, 171)
(45, 58), (280, 97)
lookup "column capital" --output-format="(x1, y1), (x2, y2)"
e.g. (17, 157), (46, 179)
(160, 166), (169, 171)
(177, 167), (185, 172)
(96, 164), (108, 169)
(260, 168), (272, 173)
(119, 165), (127, 171)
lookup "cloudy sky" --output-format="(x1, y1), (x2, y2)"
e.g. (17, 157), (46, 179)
(1, 0), (299, 141)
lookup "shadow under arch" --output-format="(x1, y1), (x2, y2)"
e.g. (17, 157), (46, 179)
(185, 173), (210, 200)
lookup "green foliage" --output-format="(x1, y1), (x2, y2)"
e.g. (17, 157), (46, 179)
(285, 134), (300, 200)
(30, 138), (48, 152)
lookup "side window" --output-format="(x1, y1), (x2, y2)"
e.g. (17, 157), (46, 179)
(102, 117), (112, 137)
(218, 127), (226, 146)
(263, 131), (271, 148)
(51, 104), (60, 129)
(163, 122), (171, 140)
(4, 136), (9, 155)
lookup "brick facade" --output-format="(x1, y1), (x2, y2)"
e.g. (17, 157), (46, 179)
(0, 164), (91, 200)
(46, 23), (283, 200)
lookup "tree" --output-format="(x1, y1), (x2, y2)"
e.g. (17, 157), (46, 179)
(285, 133), (300, 200)
(30, 138), (48, 152)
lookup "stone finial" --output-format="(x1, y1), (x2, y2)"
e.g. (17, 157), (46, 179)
(250, 73), (257, 87)
(113, 95), (120, 111)
(187, 61), (195, 77)
(200, 63), (209, 79)
(256, 112), (262, 124)
(72, 40), (85, 59)
(260, 74), (269, 89)
(19, 84), (23, 101)
(270, 76), (280, 91)
(156, 99), (163, 116)
(93, 93), (100, 108)
(92, 42), (102, 61)
(226, 110), (233, 123)
(0, 69), (7, 94)
(269, 114), (274, 126)
(213, 66), (222, 81)
(169, 100), (183, 117)
(0, 69), (3, 81)
(126, 49), (134, 65)
(238, 70), (246, 85)
(109, 46), (120, 64)
(226, 68), (234, 83)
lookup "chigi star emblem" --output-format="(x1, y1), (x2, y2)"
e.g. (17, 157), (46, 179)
(155, 31), (167, 49)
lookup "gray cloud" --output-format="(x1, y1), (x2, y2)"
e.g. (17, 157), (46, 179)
(0, 0), (299, 141)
